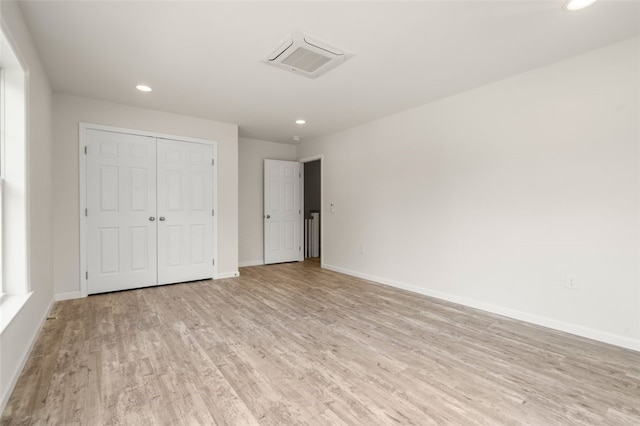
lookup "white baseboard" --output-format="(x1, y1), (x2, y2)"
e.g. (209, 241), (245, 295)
(1, 297), (55, 412)
(215, 271), (240, 279)
(322, 263), (640, 352)
(55, 291), (83, 301)
(239, 260), (264, 267)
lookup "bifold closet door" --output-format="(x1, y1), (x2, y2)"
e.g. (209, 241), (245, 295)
(156, 139), (214, 285)
(86, 130), (158, 294)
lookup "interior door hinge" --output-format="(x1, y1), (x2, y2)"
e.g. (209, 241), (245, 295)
(84, 146), (87, 155)
(299, 246), (301, 251)
(86, 271), (88, 279)
(212, 159), (215, 166)
(212, 259), (215, 266)
(85, 208), (88, 217)
(212, 209), (215, 216)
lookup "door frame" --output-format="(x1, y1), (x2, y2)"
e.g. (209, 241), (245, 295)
(78, 122), (218, 297)
(298, 154), (323, 264)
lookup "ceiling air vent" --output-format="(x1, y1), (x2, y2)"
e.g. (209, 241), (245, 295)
(262, 30), (353, 79)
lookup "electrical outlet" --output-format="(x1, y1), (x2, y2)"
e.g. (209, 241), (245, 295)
(566, 273), (578, 289)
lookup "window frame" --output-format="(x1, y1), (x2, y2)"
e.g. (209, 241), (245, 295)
(1, 66), (5, 299)
(0, 23), (31, 334)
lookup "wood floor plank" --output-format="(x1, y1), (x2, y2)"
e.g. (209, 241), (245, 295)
(2, 260), (639, 425)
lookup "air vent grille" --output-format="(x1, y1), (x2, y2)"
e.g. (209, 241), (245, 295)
(281, 47), (332, 73)
(262, 30), (353, 79)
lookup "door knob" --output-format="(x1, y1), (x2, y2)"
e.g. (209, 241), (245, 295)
(149, 216), (155, 221)
(265, 215), (271, 219)
(159, 217), (166, 221)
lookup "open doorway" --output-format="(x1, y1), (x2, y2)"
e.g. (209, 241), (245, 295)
(303, 159), (321, 261)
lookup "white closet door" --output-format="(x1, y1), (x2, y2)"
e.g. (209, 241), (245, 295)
(86, 130), (157, 294)
(264, 159), (302, 264)
(157, 139), (214, 285)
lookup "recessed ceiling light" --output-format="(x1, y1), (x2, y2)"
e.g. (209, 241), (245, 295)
(292, 136), (301, 141)
(136, 84), (152, 92)
(295, 119), (306, 125)
(564, 0), (597, 11)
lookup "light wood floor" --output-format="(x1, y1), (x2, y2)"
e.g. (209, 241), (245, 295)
(2, 260), (639, 425)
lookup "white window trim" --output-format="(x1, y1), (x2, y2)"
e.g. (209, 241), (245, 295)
(1, 66), (4, 300)
(0, 22), (31, 335)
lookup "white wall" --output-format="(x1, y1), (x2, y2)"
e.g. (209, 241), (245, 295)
(238, 137), (296, 266)
(52, 94), (239, 296)
(297, 37), (640, 350)
(0, 0), (54, 409)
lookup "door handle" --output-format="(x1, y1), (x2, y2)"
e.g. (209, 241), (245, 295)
(265, 215), (271, 219)
(159, 217), (166, 221)
(149, 216), (155, 221)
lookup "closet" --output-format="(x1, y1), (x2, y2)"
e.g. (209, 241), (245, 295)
(84, 128), (216, 294)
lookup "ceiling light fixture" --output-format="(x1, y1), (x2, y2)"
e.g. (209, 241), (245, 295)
(564, 0), (598, 11)
(293, 136), (301, 142)
(136, 84), (152, 92)
(295, 119), (306, 125)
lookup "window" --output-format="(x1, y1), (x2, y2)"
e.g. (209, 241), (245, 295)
(0, 25), (29, 333)
(0, 66), (4, 300)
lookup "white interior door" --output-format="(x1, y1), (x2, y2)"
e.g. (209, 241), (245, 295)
(86, 130), (157, 294)
(157, 139), (214, 285)
(264, 159), (302, 264)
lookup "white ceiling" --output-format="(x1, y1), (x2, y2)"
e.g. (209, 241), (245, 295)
(18, 1), (640, 144)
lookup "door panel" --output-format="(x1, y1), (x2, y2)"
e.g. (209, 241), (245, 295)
(99, 228), (119, 273)
(190, 224), (206, 263)
(130, 226), (149, 270)
(130, 168), (148, 211)
(264, 159), (302, 264)
(87, 130), (157, 294)
(157, 139), (214, 284)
